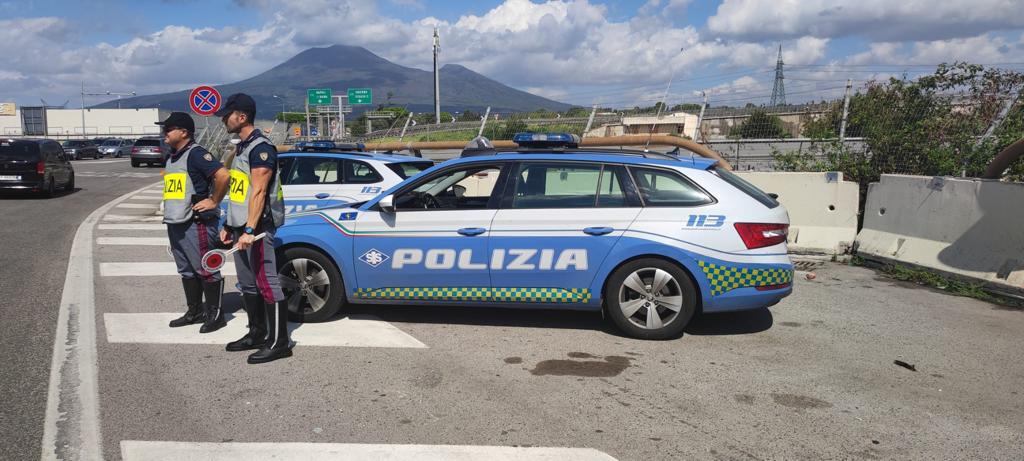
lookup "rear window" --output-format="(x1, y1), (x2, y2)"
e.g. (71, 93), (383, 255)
(102, 140), (120, 146)
(386, 161), (434, 179)
(712, 167), (779, 208)
(63, 141), (89, 147)
(0, 142), (39, 161)
(134, 139), (161, 147)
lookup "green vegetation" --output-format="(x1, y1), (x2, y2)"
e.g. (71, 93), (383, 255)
(778, 62), (1024, 183)
(850, 257), (1023, 308)
(733, 110), (791, 139)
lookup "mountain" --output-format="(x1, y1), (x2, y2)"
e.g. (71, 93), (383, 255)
(94, 45), (572, 116)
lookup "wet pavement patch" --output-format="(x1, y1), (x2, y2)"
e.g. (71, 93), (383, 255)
(770, 393), (832, 409)
(779, 322), (802, 327)
(529, 354), (632, 377)
(504, 357), (523, 364)
(734, 394), (756, 405)
(566, 352), (597, 359)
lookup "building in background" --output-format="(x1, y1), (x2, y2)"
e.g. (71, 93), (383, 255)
(0, 105), (161, 138)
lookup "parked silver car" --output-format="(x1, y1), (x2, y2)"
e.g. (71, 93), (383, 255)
(130, 137), (169, 167)
(99, 138), (132, 158)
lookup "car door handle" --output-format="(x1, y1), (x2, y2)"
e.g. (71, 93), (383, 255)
(457, 227), (487, 236)
(315, 193), (330, 199)
(583, 227), (614, 236)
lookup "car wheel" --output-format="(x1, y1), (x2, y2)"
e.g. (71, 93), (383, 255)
(45, 178), (57, 198)
(277, 246), (344, 323)
(64, 172), (74, 191)
(131, 159), (139, 167)
(604, 258), (698, 340)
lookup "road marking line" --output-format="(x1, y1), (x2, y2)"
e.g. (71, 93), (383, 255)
(120, 442), (616, 461)
(42, 181), (161, 460)
(127, 194), (163, 199)
(105, 313), (428, 348)
(97, 237), (168, 246)
(101, 262), (235, 276)
(115, 203), (157, 209)
(102, 214), (164, 222)
(98, 224), (166, 230)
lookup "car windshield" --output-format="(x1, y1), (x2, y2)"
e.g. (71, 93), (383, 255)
(101, 140), (120, 146)
(386, 161), (434, 179)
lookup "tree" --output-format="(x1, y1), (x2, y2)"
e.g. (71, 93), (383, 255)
(275, 112), (306, 123)
(457, 110), (481, 121)
(734, 110), (790, 139)
(669, 103), (702, 112)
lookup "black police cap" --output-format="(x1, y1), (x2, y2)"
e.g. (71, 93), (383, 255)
(156, 112), (195, 133)
(214, 93), (257, 118)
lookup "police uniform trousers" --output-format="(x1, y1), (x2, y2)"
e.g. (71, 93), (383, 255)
(167, 216), (223, 282)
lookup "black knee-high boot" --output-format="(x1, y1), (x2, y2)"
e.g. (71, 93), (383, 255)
(225, 293), (268, 351)
(169, 277), (205, 327)
(247, 300), (292, 364)
(199, 279), (226, 333)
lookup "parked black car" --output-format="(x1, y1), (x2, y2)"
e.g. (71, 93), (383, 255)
(130, 137), (170, 167)
(0, 139), (75, 196)
(62, 140), (100, 160)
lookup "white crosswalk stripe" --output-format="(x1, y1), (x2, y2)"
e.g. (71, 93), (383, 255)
(96, 237), (168, 246)
(114, 203), (157, 209)
(104, 313), (428, 348)
(97, 224), (166, 230)
(120, 441), (616, 461)
(102, 214), (164, 222)
(101, 262), (235, 276)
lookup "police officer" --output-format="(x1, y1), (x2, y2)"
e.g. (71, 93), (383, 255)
(159, 112), (230, 333)
(216, 94), (292, 364)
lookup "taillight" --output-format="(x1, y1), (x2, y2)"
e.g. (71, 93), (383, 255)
(37, 161), (45, 175)
(131, 147), (139, 153)
(734, 223), (789, 249)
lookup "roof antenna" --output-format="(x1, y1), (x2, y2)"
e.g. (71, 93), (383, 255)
(645, 47), (685, 152)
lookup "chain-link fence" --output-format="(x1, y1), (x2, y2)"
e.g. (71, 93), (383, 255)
(320, 63), (1024, 182)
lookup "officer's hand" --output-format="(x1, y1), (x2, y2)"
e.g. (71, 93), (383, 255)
(236, 232), (255, 251)
(192, 198), (217, 212)
(219, 228), (233, 246)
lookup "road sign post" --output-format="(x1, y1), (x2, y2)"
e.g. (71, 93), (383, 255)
(189, 85), (221, 117)
(347, 88), (372, 105)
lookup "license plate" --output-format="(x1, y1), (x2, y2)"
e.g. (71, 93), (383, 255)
(0, 175), (20, 181)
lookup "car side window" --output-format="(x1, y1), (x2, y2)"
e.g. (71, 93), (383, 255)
(394, 163), (503, 211)
(43, 142), (60, 162)
(344, 160), (382, 184)
(511, 162), (607, 209)
(285, 157), (339, 185)
(629, 167), (714, 207)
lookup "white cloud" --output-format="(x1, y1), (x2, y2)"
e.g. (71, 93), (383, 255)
(707, 0), (1024, 42)
(844, 33), (1024, 66)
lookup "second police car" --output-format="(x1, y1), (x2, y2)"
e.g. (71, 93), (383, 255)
(268, 140), (434, 213)
(274, 134), (794, 339)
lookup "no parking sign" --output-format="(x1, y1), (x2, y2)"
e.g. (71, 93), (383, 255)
(189, 85), (221, 116)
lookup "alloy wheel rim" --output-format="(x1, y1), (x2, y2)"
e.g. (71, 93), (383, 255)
(617, 268), (684, 330)
(279, 258), (331, 315)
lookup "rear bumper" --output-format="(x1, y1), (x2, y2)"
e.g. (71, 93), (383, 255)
(131, 154), (165, 161)
(0, 179), (46, 190)
(703, 285), (793, 313)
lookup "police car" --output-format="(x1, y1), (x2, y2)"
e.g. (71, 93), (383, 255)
(274, 133), (793, 339)
(278, 141), (434, 213)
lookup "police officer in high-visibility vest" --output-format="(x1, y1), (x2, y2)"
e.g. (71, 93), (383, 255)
(216, 94), (292, 364)
(159, 112), (230, 333)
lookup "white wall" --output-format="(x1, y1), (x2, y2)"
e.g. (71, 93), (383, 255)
(0, 108), (162, 137)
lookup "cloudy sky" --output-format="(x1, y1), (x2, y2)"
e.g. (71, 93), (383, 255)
(2, 0), (1024, 109)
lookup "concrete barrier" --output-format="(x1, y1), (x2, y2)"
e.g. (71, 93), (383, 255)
(856, 174), (1024, 292)
(737, 171), (859, 255)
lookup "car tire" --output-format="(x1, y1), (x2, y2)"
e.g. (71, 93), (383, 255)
(45, 178), (56, 198)
(277, 246), (345, 323)
(604, 258), (698, 340)
(131, 159), (139, 167)
(64, 173), (74, 192)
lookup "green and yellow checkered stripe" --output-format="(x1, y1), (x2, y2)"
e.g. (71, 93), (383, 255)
(355, 287), (591, 303)
(697, 261), (793, 296)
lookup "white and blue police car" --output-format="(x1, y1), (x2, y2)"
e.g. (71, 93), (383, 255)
(274, 133), (793, 339)
(278, 140), (434, 213)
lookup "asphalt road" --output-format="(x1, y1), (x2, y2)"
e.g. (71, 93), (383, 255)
(0, 158), (163, 461)
(7, 157), (1024, 460)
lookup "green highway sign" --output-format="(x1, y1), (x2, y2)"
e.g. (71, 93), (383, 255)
(307, 88), (332, 105)
(347, 88), (372, 105)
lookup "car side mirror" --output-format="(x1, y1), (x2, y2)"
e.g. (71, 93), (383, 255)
(379, 194), (396, 213)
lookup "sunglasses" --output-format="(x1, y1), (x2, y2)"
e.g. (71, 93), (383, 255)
(162, 126), (184, 134)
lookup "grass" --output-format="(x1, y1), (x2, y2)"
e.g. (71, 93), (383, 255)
(850, 256), (1023, 308)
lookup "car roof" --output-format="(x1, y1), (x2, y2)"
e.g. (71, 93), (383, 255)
(445, 150), (718, 170)
(279, 150), (432, 163)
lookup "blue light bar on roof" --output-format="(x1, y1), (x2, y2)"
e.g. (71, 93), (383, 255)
(292, 140), (366, 152)
(512, 132), (580, 148)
